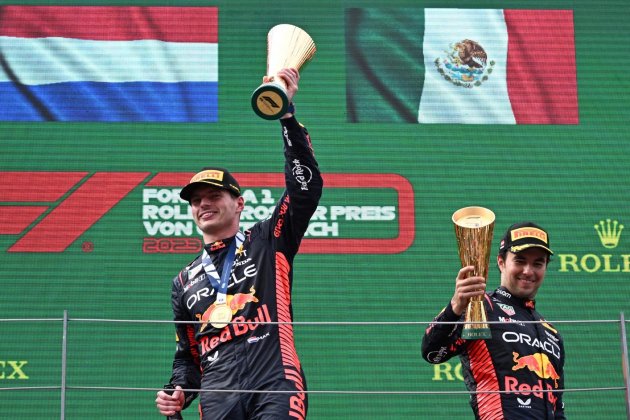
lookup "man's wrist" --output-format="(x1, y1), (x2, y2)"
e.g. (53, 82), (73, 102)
(447, 301), (464, 318)
(280, 102), (295, 119)
(449, 301), (460, 316)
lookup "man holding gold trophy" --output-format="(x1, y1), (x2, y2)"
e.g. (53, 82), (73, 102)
(156, 25), (322, 420)
(422, 211), (566, 419)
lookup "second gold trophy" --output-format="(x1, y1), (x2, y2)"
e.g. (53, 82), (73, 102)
(452, 206), (495, 340)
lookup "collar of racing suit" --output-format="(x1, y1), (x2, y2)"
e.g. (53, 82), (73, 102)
(205, 235), (237, 253)
(494, 286), (536, 310)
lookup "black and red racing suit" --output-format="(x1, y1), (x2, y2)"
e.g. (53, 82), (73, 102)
(422, 286), (565, 419)
(168, 116), (322, 419)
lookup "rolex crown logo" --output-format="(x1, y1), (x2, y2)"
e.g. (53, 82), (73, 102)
(594, 219), (623, 249)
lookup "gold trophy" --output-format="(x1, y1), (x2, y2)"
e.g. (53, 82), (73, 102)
(452, 206), (495, 340)
(251, 24), (316, 119)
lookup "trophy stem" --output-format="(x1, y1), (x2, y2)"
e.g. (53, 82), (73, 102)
(461, 297), (492, 339)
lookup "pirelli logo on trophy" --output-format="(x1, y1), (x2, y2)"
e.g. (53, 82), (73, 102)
(251, 24), (317, 119)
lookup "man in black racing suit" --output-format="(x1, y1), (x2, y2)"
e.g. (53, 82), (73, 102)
(155, 68), (322, 420)
(422, 221), (565, 419)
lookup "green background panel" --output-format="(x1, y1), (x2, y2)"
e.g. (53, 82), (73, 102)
(1, 0), (629, 418)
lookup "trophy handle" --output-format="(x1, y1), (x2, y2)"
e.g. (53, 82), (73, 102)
(251, 76), (289, 120)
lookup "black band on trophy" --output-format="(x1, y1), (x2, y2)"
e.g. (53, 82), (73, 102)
(251, 82), (289, 120)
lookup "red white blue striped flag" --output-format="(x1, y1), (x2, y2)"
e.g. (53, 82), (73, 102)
(0, 6), (218, 122)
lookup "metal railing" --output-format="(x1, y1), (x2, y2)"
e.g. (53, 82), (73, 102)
(1, 312), (629, 419)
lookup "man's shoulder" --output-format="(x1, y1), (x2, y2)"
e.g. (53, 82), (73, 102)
(489, 287), (513, 300)
(172, 255), (203, 285)
(183, 253), (203, 271)
(243, 220), (271, 242)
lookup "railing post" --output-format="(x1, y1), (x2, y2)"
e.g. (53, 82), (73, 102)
(620, 312), (630, 420)
(61, 310), (68, 420)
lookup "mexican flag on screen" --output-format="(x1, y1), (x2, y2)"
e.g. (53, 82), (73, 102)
(346, 8), (578, 124)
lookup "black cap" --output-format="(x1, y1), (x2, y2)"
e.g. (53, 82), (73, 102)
(179, 167), (241, 201)
(498, 221), (553, 255)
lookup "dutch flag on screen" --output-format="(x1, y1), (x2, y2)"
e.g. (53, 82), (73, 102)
(0, 6), (218, 122)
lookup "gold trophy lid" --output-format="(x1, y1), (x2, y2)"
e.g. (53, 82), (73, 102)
(452, 206), (495, 228)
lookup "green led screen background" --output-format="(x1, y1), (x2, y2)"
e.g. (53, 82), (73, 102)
(1, 0), (629, 418)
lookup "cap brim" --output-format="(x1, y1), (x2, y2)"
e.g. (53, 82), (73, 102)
(510, 243), (554, 255)
(179, 181), (231, 201)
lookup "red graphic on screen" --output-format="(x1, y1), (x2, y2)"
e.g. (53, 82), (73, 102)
(1, 172), (415, 254)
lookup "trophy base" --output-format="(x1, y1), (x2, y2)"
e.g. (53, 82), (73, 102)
(461, 327), (492, 340)
(251, 82), (289, 120)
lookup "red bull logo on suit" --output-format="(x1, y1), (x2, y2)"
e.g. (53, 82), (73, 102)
(512, 352), (560, 387)
(504, 351), (560, 409)
(200, 304), (271, 354)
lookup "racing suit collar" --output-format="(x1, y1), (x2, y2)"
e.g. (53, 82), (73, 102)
(205, 235), (236, 253)
(496, 286), (536, 310)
